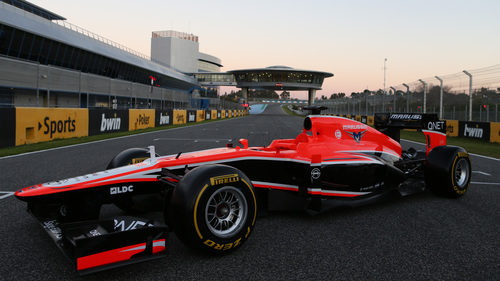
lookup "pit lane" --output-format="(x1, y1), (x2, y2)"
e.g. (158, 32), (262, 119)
(0, 104), (498, 280)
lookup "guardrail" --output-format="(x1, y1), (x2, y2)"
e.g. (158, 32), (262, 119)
(52, 20), (151, 60)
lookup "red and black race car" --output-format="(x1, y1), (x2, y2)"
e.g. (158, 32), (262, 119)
(15, 107), (471, 274)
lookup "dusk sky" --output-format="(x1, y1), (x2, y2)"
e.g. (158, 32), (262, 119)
(32, 0), (500, 99)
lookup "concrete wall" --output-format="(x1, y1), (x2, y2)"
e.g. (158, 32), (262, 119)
(0, 56), (191, 106)
(151, 37), (199, 73)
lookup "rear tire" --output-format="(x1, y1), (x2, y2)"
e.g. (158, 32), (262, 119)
(425, 146), (471, 198)
(169, 164), (257, 254)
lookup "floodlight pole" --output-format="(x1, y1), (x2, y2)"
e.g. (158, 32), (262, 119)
(435, 76), (443, 119)
(463, 70), (473, 121)
(383, 58), (387, 111)
(402, 83), (409, 112)
(390, 86), (396, 112)
(418, 79), (427, 113)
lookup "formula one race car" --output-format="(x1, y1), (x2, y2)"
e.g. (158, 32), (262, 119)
(15, 107), (471, 274)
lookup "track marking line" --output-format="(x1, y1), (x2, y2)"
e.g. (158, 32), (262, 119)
(0, 192), (14, 200)
(401, 139), (500, 161)
(470, 182), (500, 186)
(472, 171), (491, 176)
(0, 118), (239, 160)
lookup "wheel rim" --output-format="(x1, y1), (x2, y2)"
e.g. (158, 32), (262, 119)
(454, 158), (470, 188)
(205, 186), (247, 238)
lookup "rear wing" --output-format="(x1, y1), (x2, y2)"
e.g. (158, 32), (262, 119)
(374, 113), (447, 154)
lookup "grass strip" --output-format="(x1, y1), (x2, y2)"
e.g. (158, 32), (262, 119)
(0, 117), (245, 157)
(281, 105), (305, 117)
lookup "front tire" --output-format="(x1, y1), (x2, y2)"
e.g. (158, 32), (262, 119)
(169, 164), (257, 254)
(425, 146), (471, 198)
(107, 148), (156, 213)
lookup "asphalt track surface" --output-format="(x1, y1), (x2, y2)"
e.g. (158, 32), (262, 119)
(0, 104), (499, 281)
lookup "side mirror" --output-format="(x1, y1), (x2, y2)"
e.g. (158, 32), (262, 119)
(239, 138), (249, 149)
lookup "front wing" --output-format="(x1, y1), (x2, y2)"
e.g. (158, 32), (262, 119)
(34, 213), (168, 275)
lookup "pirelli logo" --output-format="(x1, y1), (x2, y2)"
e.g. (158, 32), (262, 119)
(210, 174), (239, 186)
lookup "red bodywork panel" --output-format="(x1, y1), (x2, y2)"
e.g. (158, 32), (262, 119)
(77, 239), (166, 271)
(422, 130), (447, 155)
(16, 116), (402, 199)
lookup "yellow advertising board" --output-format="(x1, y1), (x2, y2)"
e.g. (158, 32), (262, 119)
(233, 110), (238, 117)
(129, 109), (155, 131)
(15, 107), (88, 146)
(196, 110), (205, 122)
(221, 110), (226, 119)
(173, 109), (187, 125)
(355, 115), (361, 122)
(367, 116), (374, 126)
(491, 122), (500, 143)
(211, 110), (217, 120)
(446, 120), (459, 137)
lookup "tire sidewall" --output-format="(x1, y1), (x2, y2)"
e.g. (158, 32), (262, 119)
(449, 151), (471, 195)
(425, 146), (471, 197)
(171, 164), (257, 253)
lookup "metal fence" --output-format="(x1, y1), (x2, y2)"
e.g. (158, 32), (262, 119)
(316, 64), (500, 122)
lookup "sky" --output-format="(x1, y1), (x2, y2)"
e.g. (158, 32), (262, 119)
(31, 0), (500, 99)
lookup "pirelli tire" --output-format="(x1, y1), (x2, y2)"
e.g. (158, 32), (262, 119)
(425, 146), (471, 198)
(107, 148), (154, 213)
(169, 164), (257, 254)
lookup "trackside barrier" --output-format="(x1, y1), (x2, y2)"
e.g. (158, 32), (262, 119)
(445, 120), (459, 137)
(0, 108), (15, 148)
(367, 116), (375, 126)
(128, 109), (154, 131)
(334, 113), (500, 144)
(173, 110), (187, 125)
(15, 107), (88, 146)
(155, 110), (173, 126)
(458, 121), (490, 141)
(355, 115), (361, 122)
(89, 109), (129, 136)
(196, 110), (205, 122)
(187, 110), (196, 123)
(0, 107), (248, 148)
(491, 122), (500, 143)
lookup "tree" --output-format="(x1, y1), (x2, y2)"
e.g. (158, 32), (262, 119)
(279, 91), (290, 100)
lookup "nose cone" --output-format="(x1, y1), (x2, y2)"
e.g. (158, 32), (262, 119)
(15, 185), (42, 200)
